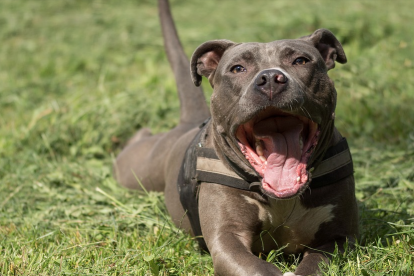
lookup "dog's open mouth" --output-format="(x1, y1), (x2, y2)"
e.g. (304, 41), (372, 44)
(236, 109), (320, 198)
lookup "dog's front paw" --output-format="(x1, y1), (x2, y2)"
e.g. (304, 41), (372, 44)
(283, 273), (302, 276)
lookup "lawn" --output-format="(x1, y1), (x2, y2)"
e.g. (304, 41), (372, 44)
(0, 0), (413, 275)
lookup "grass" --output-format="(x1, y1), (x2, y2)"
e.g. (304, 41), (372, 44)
(0, 0), (413, 275)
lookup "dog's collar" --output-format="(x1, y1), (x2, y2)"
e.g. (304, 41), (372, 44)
(195, 137), (353, 191)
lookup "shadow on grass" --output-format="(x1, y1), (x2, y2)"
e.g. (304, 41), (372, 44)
(359, 202), (413, 245)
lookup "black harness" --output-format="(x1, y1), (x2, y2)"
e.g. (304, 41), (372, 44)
(177, 121), (354, 250)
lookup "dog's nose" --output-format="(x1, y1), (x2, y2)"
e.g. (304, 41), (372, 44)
(254, 69), (288, 99)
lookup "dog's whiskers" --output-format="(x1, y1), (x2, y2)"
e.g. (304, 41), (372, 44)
(300, 106), (314, 122)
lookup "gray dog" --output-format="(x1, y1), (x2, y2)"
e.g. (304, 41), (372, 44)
(114, 0), (358, 275)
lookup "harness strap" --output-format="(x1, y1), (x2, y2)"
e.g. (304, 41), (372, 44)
(310, 138), (354, 187)
(177, 124), (209, 251)
(196, 137), (353, 189)
(196, 147), (259, 190)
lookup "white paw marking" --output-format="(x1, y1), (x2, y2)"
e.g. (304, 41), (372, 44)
(283, 273), (297, 276)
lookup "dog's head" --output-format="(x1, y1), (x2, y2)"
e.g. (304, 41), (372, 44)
(190, 29), (346, 199)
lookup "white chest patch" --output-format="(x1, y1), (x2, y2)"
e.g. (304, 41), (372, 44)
(243, 195), (336, 254)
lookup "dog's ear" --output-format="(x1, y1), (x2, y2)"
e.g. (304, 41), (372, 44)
(302, 29), (347, 70)
(191, 39), (235, 87)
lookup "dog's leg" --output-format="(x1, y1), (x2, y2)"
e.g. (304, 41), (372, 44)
(198, 184), (285, 276)
(114, 131), (166, 191)
(294, 252), (328, 276)
(294, 240), (348, 276)
(124, 128), (152, 147)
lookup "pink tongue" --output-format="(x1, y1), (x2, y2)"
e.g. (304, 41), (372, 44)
(253, 117), (304, 196)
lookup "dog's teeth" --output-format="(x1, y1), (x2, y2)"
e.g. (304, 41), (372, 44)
(255, 140), (267, 163)
(256, 141), (265, 157)
(256, 145), (264, 157)
(297, 176), (301, 183)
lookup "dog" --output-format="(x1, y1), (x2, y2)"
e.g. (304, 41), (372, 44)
(114, 0), (358, 275)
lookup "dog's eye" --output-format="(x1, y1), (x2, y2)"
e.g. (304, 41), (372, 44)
(293, 57), (309, 65)
(230, 65), (247, 73)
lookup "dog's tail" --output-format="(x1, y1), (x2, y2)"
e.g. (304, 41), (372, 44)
(158, 0), (210, 125)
